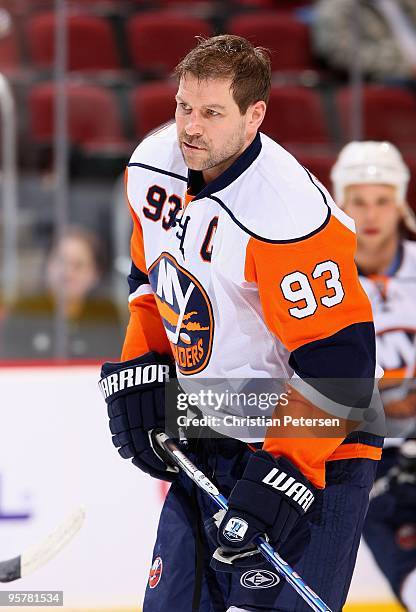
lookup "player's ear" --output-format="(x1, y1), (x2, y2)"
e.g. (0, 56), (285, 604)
(247, 100), (266, 131)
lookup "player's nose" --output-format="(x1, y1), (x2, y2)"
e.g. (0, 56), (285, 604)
(184, 112), (203, 136)
(365, 204), (379, 223)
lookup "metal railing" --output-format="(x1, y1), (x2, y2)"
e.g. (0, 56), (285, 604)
(0, 72), (18, 307)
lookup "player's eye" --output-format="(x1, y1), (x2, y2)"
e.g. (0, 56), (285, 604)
(377, 198), (391, 207)
(206, 109), (220, 117)
(178, 103), (192, 113)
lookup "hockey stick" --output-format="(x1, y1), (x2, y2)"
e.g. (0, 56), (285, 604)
(154, 431), (333, 612)
(0, 506), (85, 582)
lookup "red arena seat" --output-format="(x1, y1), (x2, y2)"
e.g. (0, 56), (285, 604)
(158, 0), (214, 4)
(297, 154), (336, 193)
(232, 0), (313, 9)
(232, 0), (276, 8)
(131, 82), (177, 139)
(29, 82), (124, 148)
(229, 12), (315, 72)
(0, 16), (20, 74)
(337, 86), (416, 148)
(127, 11), (212, 76)
(261, 86), (330, 146)
(26, 12), (120, 71)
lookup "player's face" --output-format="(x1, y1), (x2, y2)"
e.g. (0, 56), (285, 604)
(342, 184), (402, 249)
(175, 74), (265, 182)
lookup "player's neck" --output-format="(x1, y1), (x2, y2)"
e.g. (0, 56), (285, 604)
(356, 233), (401, 276)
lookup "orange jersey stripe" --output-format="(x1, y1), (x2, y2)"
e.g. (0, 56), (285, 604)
(327, 443), (382, 462)
(121, 293), (172, 361)
(125, 168), (147, 275)
(262, 386), (360, 488)
(263, 438), (341, 489)
(121, 168), (172, 361)
(381, 366), (416, 380)
(244, 215), (374, 352)
(264, 439), (381, 488)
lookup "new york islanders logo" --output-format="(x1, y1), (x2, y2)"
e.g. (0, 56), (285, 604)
(396, 524), (416, 550)
(377, 329), (416, 377)
(148, 556), (163, 589)
(149, 253), (214, 375)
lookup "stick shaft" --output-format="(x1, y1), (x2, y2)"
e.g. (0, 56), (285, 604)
(156, 433), (332, 612)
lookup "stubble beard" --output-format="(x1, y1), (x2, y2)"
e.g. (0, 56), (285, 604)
(179, 125), (247, 173)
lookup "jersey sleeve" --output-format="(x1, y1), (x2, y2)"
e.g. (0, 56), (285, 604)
(121, 170), (172, 361)
(244, 212), (376, 487)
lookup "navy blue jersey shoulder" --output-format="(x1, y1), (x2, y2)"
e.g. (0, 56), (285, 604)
(289, 322), (376, 410)
(289, 322), (376, 380)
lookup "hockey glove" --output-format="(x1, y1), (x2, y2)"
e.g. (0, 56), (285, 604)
(207, 450), (316, 572)
(99, 352), (179, 482)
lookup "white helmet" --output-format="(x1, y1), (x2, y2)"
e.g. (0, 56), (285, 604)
(331, 141), (416, 232)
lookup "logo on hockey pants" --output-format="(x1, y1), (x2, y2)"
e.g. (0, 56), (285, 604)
(396, 524), (416, 550)
(148, 556), (163, 589)
(222, 517), (248, 543)
(240, 570), (280, 589)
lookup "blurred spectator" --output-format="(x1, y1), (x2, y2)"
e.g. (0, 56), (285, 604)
(0, 226), (123, 360)
(313, 0), (416, 82)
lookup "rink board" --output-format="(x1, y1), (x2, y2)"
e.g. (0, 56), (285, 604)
(0, 365), (398, 608)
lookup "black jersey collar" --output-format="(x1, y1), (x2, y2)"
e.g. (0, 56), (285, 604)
(188, 132), (262, 201)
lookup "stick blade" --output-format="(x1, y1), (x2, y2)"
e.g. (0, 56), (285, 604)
(21, 506), (85, 578)
(0, 507), (85, 583)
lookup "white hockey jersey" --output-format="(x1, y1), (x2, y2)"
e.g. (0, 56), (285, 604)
(360, 240), (416, 442)
(122, 122), (381, 487)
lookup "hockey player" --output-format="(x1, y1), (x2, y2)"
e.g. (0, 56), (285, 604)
(100, 36), (383, 611)
(331, 141), (416, 612)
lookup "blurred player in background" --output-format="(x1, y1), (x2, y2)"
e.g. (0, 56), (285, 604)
(331, 141), (416, 611)
(100, 36), (382, 611)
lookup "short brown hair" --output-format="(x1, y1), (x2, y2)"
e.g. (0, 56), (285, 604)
(174, 34), (271, 114)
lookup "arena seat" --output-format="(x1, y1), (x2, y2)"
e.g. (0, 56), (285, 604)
(261, 86), (330, 146)
(337, 86), (416, 148)
(131, 82), (177, 139)
(29, 82), (124, 148)
(231, 0), (276, 8)
(26, 12), (120, 71)
(232, 0), (313, 9)
(127, 11), (213, 76)
(228, 12), (315, 72)
(297, 154), (336, 193)
(157, 0), (215, 4)
(0, 17), (20, 74)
